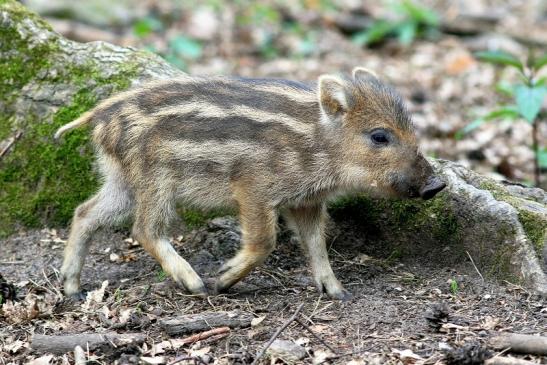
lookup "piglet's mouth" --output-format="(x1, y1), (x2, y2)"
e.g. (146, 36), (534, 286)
(419, 176), (446, 200)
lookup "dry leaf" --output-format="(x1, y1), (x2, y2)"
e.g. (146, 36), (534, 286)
(4, 339), (26, 353)
(151, 341), (172, 355)
(25, 355), (53, 365)
(391, 348), (423, 364)
(312, 349), (334, 365)
(140, 356), (166, 364)
(82, 281), (108, 310)
(186, 345), (211, 358)
(481, 315), (500, 330)
(251, 315), (266, 327)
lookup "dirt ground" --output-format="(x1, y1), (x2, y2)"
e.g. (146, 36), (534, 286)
(2, 0), (547, 363)
(1, 216), (546, 364)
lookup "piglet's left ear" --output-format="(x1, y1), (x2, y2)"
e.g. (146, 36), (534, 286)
(352, 66), (378, 81)
(318, 74), (349, 124)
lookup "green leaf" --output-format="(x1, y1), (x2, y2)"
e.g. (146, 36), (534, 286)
(538, 148), (547, 169)
(169, 36), (202, 60)
(352, 20), (395, 46)
(460, 118), (487, 135)
(533, 54), (547, 71)
(515, 84), (547, 123)
(457, 106), (519, 139)
(399, 0), (439, 26)
(482, 106), (520, 121)
(133, 16), (162, 38)
(475, 50), (523, 71)
(494, 81), (515, 97)
(397, 21), (417, 46)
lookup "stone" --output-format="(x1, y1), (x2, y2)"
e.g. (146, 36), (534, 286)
(266, 339), (307, 363)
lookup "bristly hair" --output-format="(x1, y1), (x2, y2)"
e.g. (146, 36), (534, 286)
(352, 74), (413, 131)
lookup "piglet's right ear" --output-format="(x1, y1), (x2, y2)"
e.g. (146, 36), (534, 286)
(318, 75), (349, 124)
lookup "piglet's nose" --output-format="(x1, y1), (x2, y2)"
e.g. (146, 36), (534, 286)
(419, 176), (446, 200)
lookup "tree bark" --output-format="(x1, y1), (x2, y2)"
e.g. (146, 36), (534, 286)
(160, 311), (253, 336)
(31, 333), (145, 355)
(489, 333), (547, 356)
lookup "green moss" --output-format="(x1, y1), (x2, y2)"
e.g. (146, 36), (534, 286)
(178, 206), (235, 228)
(0, 0), (142, 236)
(518, 210), (546, 255)
(330, 193), (460, 242)
(0, 4), (57, 128)
(478, 181), (545, 256)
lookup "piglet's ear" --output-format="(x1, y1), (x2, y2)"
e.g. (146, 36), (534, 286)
(318, 74), (349, 124)
(352, 66), (378, 81)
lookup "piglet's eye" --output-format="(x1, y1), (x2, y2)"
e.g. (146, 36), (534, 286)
(370, 130), (390, 145)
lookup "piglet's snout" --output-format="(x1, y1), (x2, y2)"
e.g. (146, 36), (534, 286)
(419, 176), (446, 200)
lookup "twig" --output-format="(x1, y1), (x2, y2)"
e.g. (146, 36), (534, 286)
(250, 303), (304, 365)
(485, 356), (539, 365)
(466, 251), (484, 282)
(178, 326), (230, 346)
(73, 345), (86, 365)
(489, 332), (547, 355)
(294, 318), (337, 353)
(0, 261), (24, 265)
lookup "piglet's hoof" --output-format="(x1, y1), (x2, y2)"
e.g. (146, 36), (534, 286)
(212, 281), (231, 295)
(329, 289), (353, 302)
(189, 285), (209, 298)
(66, 290), (87, 302)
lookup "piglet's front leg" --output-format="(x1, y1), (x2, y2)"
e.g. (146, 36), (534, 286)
(285, 204), (352, 301)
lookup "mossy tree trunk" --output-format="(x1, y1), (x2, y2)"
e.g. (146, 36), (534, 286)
(0, 1), (545, 294)
(0, 0), (181, 235)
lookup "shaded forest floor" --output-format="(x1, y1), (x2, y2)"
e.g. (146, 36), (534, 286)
(1, 0), (547, 363)
(1, 218), (545, 364)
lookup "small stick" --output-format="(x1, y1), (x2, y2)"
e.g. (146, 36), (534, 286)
(466, 251), (484, 281)
(250, 303), (304, 365)
(178, 326), (230, 345)
(294, 318), (337, 353)
(73, 345), (86, 365)
(489, 332), (547, 356)
(485, 356), (539, 365)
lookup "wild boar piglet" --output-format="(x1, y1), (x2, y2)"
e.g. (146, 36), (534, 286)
(55, 67), (445, 300)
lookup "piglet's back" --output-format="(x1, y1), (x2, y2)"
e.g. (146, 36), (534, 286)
(90, 77), (320, 161)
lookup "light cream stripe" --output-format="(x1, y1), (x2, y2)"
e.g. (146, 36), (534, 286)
(152, 102), (314, 134)
(251, 83), (316, 103)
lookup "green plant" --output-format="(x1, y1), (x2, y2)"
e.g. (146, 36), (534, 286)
(459, 50), (547, 186)
(132, 15), (202, 71)
(114, 287), (123, 303)
(353, 0), (439, 47)
(449, 278), (458, 295)
(157, 269), (167, 282)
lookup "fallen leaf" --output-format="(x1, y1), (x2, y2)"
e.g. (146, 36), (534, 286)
(392, 348), (423, 364)
(25, 355), (53, 365)
(312, 349), (334, 365)
(4, 339), (26, 353)
(251, 315), (266, 327)
(140, 356), (165, 364)
(82, 281), (108, 310)
(481, 315), (500, 330)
